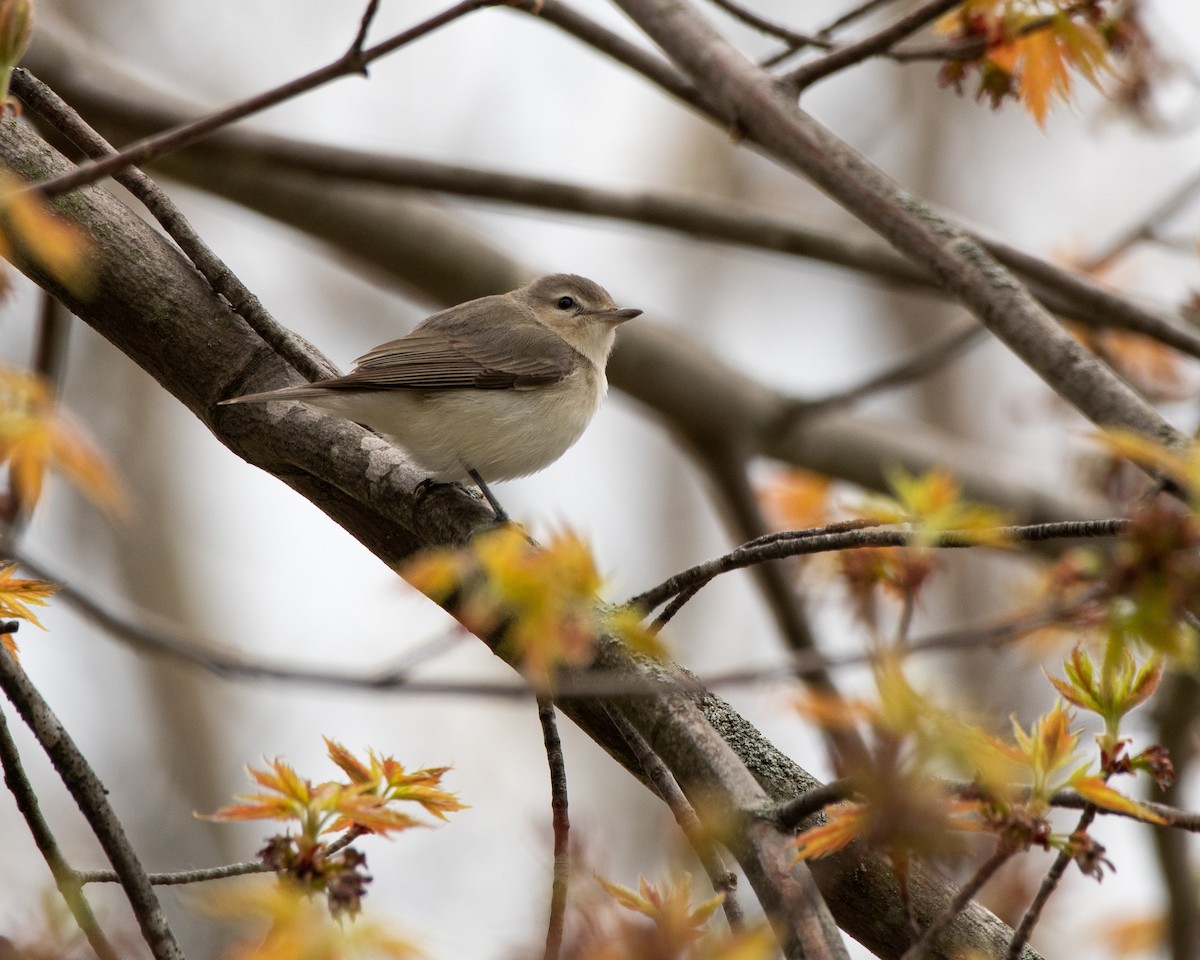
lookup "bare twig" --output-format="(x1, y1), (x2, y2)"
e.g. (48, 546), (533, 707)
(761, 0), (904, 68)
(78, 861), (265, 886)
(1083, 167), (1200, 273)
(0, 707), (121, 960)
(1006, 808), (1097, 959)
(818, 0), (907, 39)
(608, 706), (745, 928)
(12, 68), (335, 384)
(537, 698), (570, 960)
(24, 545), (1088, 702)
(772, 779), (856, 831)
(523, 1), (707, 113)
(704, 0), (823, 48)
(32, 291), (70, 386)
(0, 651), (184, 960)
(799, 322), (986, 417)
(901, 844), (1016, 960)
(27, 0), (500, 200)
(784, 0), (966, 90)
(349, 0), (384, 60)
(77, 826), (370, 887)
(648, 583), (703, 634)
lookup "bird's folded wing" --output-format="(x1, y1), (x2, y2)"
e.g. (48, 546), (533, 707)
(340, 306), (578, 391)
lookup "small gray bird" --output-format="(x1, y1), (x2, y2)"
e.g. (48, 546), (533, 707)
(222, 274), (641, 519)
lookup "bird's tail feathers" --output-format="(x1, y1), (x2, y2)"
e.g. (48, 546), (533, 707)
(219, 384), (330, 405)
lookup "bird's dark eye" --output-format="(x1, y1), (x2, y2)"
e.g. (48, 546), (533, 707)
(556, 296), (575, 310)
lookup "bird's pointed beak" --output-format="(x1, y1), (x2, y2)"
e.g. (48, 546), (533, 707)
(594, 307), (642, 324)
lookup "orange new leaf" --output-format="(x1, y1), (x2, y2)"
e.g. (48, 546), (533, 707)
(791, 803), (869, 861)
(0, 366), (126, 516)
(0, 561), (58, 629)
(1070, 775), (1167, 825)
(1019, 28), (1071, 126)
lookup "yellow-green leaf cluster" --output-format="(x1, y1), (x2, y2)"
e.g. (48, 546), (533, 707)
(1047, 645), (1161, 749)
(576, 874), (774, 960)
(405, 525), (661, 687)
(858, 466), (1012, 548)
(204, 880), (419, 960)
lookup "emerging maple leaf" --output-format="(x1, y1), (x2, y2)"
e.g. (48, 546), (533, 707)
(0, 365), (126, 517)
(202, 745), (463, 915)
(759, 468), (834, 531)
(0, 561), (60, 658)
(324, 739), (466, 827)
(937, 0), (1119, 126)
(0, 560), (58, 628)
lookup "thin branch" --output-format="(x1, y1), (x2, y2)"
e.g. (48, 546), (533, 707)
(524, 1), (708, 113)
(608, 707), (745, 929)
(28, 0), (501, 200)
(0, 707), (121, 960)
(760, 0), (905, 68)
(12, 68), (335, 384)
(27, 546), (1087, 700)
(629, 519), (1128, 615)
(900, 844), (1016, 960)
(771, 779), (856, 831)
(0, 650), (184, 960)
(1006, 808), (1097, 959)
(537, 698), (570, 960)
(648, 583), (703, 634)
(799, 322), (986, 417)
(78, 826), (370, 887)
(32, 291), (70, 386)
(349, 0), (384, 60)
(818, 0), (908, 39)
(704, 0), (824, 48)
(1083, 166), (1200, 273)
(784, 0), (966, 90)
(78, 861), (265, 886)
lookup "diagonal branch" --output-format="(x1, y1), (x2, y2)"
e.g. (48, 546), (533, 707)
(27, 0), (502, 200)
(610, 0), (1186, 453)
(0, 707), (121, 960)
(0, 651), (184, 960)
(784, 0), (965, 89)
